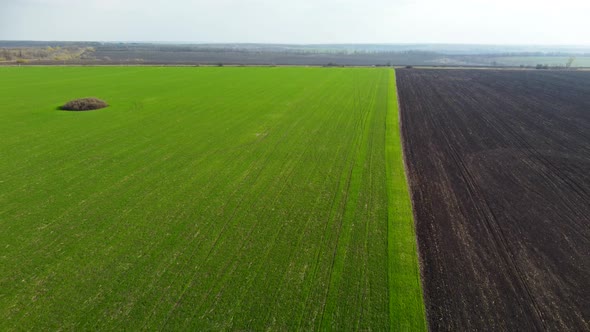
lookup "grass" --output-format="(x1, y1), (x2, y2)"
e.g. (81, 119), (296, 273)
(386, 70), (427, 331)
(0, 66), (425, 330)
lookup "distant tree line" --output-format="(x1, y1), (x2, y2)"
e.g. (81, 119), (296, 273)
(0, 46), (94, 62)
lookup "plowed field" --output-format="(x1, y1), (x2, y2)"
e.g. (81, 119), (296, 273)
(397, 69), (590, 331)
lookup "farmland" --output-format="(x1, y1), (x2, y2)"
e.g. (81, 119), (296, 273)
(0, 67), (425, 330)
(397, 69), (590, 330)
(490, 56), (590, 68)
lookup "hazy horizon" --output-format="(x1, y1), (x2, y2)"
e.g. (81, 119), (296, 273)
(2, 40), (590, 47)
(1, 0), (589, 45)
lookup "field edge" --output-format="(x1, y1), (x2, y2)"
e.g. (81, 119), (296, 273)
(386, 69), (427, 331)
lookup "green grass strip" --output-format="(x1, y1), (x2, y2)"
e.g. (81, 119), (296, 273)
(386, 69), (428, 331)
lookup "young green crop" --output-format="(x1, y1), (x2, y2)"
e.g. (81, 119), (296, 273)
(0, 66), (425, 330)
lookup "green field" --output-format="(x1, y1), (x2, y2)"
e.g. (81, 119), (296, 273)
(0, 67), (425, 330)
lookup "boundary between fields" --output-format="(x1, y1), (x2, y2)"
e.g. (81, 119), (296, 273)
(385, 69), (428, 331)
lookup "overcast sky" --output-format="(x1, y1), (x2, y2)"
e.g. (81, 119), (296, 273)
(1, 0), (589, 45)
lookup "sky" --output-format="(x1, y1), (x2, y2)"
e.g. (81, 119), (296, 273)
(1, 0), (589, 45)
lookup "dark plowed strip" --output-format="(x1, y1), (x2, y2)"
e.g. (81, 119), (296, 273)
(397, 69), (590, 331)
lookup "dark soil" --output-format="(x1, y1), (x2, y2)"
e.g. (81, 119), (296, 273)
(61, 98), (108, 111)
(397, 69), (590, 331)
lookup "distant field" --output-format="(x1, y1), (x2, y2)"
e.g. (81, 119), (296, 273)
(0, 67), (425, 330)
(492, 56), (590, 67)
(397, 69), (590, 331)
